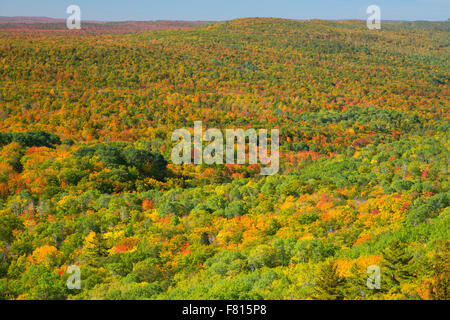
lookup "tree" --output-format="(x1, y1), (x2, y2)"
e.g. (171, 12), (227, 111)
(123, 148), (168, 180)
(224, 201), (247, 219)
(0, 210), (23, 244)
(19, 265), (67, 300)
(313, 260), (346, 300)
(382, 241), (415, 294)
(426, 240), (449, 300)
(1, 131), (60, 148)
(81, 232), (109, 267)
(131, 258), (162, 283)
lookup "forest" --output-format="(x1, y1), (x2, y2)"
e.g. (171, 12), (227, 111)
(0, 18), (448, 300)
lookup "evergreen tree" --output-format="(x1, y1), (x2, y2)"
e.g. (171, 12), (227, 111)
(427, 240), (449, 300)
(344, 263), (367, 300)
(81, 232), (108, 267)
(313, 260), (346, 300)
(382, 241), (415, 294)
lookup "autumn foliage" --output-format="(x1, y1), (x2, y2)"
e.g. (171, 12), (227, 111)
(0, 18), (448, 300)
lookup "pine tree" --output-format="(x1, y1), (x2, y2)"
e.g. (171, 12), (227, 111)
(81, 232), (108, 267)
(345, 263), (367, 300)
(200, 232), (211, 245)
(382, 241), (414, 294)
(313, 260), (346, 300)
(427, 240), (449, 300)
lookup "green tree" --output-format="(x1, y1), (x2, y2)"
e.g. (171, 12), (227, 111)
(313, 260), (346, 300)
(81, 232), (109, 267)
(427, 240), (449, 300)
(382, 241), (415, 294)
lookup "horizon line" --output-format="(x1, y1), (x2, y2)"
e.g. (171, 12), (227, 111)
(0, 16), (449, 23)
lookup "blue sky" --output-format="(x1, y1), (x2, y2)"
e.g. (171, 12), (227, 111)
(0, 0), (448, 21)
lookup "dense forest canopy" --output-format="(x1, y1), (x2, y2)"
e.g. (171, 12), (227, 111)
(0, 18), (448, 300)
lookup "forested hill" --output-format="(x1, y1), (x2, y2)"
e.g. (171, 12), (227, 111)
(0, 17), (213, 33)
(0, 18), (448, 300)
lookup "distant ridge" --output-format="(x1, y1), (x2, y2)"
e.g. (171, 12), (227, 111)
(0, 16), (446, 35)
(0, 16), (66, 23)
(0, 16), (214, 24)
(0, 16), (215, 33)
